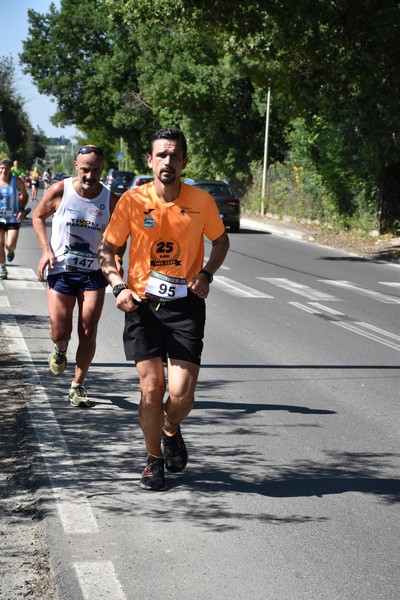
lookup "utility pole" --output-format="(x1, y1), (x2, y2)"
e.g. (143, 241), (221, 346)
(261, 87), (271, 216)
(120, 137), (126, 170)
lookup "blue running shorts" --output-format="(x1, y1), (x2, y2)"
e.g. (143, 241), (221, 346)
(47, 270), (108, 296)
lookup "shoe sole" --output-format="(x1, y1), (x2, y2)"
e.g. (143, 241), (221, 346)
(70, 400), (91, 407)
(69, 395), (91, 408)
(139, 480), (168, 491)
(164, 460), (188, 473)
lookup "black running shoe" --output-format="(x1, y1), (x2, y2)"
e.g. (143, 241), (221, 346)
(139, 456), (168, 491)
(163, 425), (188, 473)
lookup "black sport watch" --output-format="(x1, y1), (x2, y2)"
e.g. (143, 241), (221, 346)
(113, 283), (129, 297)
(199, 269), (213, 284)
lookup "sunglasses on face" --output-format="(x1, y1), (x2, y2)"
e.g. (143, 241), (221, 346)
(78, 145), (103, 156)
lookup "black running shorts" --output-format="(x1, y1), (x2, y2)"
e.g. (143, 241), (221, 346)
(123, 290), (206, 365)
(0, 222), (21, 231)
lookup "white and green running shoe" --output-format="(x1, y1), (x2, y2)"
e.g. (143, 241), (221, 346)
(69, 384), (91, 407)
(48, 345), (67, 376)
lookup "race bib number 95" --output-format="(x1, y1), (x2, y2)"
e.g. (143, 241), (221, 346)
(145, 271), (187, 301)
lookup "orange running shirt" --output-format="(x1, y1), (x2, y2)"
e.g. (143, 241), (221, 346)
(104, 181), (225, 297)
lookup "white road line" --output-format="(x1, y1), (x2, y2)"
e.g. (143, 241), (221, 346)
(357, 321), (400, 342)
(0, 295), (10, 307)
(289, 302), (400, 351)
(288, 302), (321, 314)
(213, 276), (273, 298)
(2, 266), (44, 290)
(334, 321), (400, 351)
(74, 562), (127, 600)
(6, 266), (38, 280)
(379, 282), (400, 288)
(308, 302), (345, 315)
(259, 277), (338, 301)
(2, 280), (44, 290)
(319, 280), (400, 304)
(1, 319), (98, 534)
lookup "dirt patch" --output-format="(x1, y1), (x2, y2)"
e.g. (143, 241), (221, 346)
(0, 339), (59, 600)
(309, 227), (400, 262)
(248, 212), (400, 263)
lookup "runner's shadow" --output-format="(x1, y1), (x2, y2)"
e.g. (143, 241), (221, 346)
(193, 400), (336, 415)
(177, 451), (400, 504)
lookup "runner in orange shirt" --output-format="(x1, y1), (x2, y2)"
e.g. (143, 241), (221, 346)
(99, 127), (229, 491)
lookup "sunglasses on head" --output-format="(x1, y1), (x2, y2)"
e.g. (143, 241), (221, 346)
(78, 145), (103, 156)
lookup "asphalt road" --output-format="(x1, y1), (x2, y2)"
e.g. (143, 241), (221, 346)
(1, 197), (399, 600)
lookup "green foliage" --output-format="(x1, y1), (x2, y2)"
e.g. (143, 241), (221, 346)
(20, 0), (154, 171)
(0, 140), (11, 158)
(242, 159), (326, 222)
(19, 0), (400, 229)
(0, 56), (46, 166)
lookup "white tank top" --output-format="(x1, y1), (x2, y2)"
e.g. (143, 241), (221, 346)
(49, 177), (111, 275)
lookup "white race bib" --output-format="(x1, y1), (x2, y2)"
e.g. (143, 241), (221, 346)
(145, 271), (187, 301)
(64, 248), (99, 272)
(0, 208), (13, 218)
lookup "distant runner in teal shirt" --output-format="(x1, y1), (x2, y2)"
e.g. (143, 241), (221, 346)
(0, 157), (29, 279)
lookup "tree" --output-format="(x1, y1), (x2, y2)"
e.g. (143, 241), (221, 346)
(0, 55), (46, 166)
(115, 0), (400, 229)
(21, 0), (400, 228)
(20, 0), (155, 171)
(265, 0), (400, 230)
(20, 0), (276, 183)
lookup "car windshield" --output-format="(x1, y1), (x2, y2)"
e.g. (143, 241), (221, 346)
(115, 171), (133, 180)
(196, 183), (235, 197)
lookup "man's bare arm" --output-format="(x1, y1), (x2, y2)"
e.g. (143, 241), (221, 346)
(188, 230), (230, 296)
(32, 181), (64, 280)
(203, 230), (230, 274)
(16, 178), (28, 211)
(98, 238), (141, 312)
(98, 238), (125, 288)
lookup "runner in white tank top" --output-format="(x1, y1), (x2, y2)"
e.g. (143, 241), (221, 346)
(48, 176), (111, 276)
(32, 145), (122, 407)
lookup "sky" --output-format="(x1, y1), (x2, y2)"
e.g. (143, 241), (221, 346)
(0, 0), (79, 140)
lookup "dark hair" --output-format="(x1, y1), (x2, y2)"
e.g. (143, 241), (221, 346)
(150, 127), (187, 157)
(0, 158), (12, 168)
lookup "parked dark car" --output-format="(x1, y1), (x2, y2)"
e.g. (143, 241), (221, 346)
(105, 169), (135, 196)
(129, 174), (154, 189)
(52, 172), (70, 182)
(187, 179), (241, 232)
